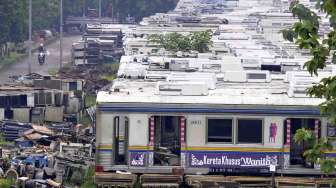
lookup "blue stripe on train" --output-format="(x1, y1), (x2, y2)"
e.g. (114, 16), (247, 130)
(98, 105), (321, 115)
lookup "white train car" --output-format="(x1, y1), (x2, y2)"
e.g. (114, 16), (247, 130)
(95, 76), (335, 176)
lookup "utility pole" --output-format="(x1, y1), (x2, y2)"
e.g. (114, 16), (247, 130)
(60, 0), (63, 69)
(28, 0), (32, 74)
(83, 0), (86, 18)
(99, 0), (102, 18)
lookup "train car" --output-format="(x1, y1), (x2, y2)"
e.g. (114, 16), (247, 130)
(95, 71), (335, 176)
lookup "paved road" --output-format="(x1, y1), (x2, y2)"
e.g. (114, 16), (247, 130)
(0, 35), (81, 84)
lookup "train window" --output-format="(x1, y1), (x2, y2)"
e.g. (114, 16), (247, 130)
(237, 119), (263, 144)
(207, 118), (233, 143)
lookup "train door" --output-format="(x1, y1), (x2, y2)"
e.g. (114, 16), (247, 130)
(153, 116), (181, 166)
(284, 118), (317, 166)
(113, 116), (129, 165)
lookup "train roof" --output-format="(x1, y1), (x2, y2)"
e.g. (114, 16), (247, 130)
(96, 54), (332, 107)
(96, 0), (333, 109)
(96, 78), (324, 107)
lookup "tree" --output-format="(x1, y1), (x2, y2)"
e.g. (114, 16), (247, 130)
(148, 30), (213, 53)
(190, 30), (213, 53)
(32, 0), (59, 31)
(282, 0), (336, 175)
(0, 0), (19, 57)
(9, 0), (28, 46)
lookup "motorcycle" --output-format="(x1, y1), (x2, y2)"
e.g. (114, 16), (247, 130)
(38, 51), (46, 65)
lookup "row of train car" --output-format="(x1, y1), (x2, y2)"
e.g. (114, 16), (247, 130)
(95, 81), (334, 175)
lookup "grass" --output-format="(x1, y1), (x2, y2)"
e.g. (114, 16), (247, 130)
(85, 94), (97, 108)
(0, 134), (13, 146)
(100, 62), (119, 82)
(80, 167), (95, 188)
(65, 167), (96, 188)
(48, 67), (59, 76)
(100, 74), (116, 82)
(0, 52), (25, 69)
(102, 62), (119, 72)
(109, 62), (120, 72)
(79, 115), (92, 127)
(0, 179), (16, 188)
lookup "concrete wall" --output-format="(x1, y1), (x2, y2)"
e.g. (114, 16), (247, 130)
(0, 108), (4, 121)
(27, 94), (35, 107)
(66, 97), (80, 114)
(13, 108), (31, 123)
(45, 106), (64, 122)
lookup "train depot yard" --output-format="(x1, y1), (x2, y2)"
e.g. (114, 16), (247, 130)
(1, 0), (336, 187)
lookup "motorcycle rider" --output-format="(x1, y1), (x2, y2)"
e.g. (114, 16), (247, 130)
(38, 43), (45, 53)
(38, 43), (46, 64)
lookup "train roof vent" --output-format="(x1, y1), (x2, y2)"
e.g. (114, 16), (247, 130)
(167, 72), (217, 89)
(145, 71), (170, 81)
(285, 71), (332, 83)
(287, 78), (319, 98)
(223, 71), (247, 82)
(157, 81), (209, 96)
(221, 63), (243, 72)
(241, 58), (261, 69)
(169, 59), (190, 71)
(112, 82), (127, 91)
(246, 70), (271, 83)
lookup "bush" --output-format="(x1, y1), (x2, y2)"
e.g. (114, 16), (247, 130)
(0, 179), (15, 188)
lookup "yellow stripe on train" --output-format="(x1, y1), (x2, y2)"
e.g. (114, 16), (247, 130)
(97, 145), (113, 150)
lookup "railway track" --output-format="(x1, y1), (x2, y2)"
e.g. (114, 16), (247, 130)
(96, 173), (335, 188)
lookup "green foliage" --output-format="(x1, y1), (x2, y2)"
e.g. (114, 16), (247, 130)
(69, 169), (83, 186)
(0, 52), (24, 68)
(85, 94), (97, 108)
(32, 0), (59, 31)
(148, 30), (213, 53)
(294, 128), (315, 144)
(0, 179), (15, 188)
(0, 0), (178, 58)
(80, 167), (95, 188)
(0, 133), (13, 146)
(283, 0), (336, 175)
(48, 68), (58, 76)
(294, 128), (334, 173)
(99, 63), (119, 82)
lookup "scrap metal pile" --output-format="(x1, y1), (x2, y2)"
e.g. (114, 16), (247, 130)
(58, 65), (115, 94)
(72, 23), (124, 65)
(0, 120), (95, 188)
(0, 75), (85, 124)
